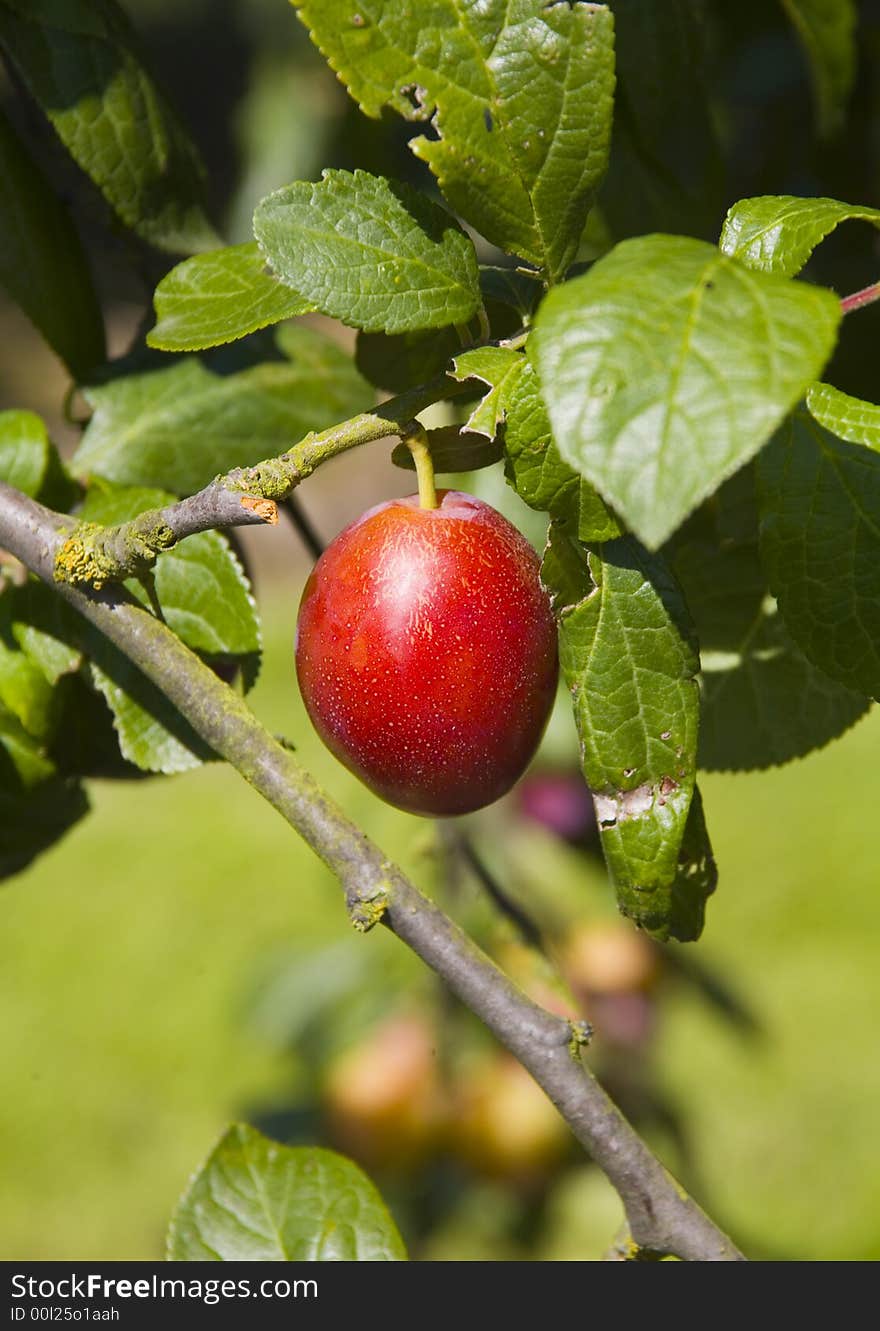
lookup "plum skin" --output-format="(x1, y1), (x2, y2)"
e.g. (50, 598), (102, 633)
(295, 490), (559, 816)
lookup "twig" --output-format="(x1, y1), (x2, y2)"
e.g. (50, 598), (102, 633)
(840, 280), (880, 315)
(53, 370), (470, 589)
(0, 481), (746, 1262)
(282, 494), (325, 561)
(53, 482), (279, 589)
(453, 829), (545, 952)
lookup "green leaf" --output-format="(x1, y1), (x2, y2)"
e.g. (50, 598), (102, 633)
(780, 0), (856, 136)
(72, 327), (370, 495)
(531, 234), (841, 549)
(576, 483), (622, 546)
(147, 243), (315, 352)
(48, 671), (148, 782)
(758, 409), (880, 700)
(86, 656), (212, 775)
(253, 169), (480, 334)
(8, 580), (82, 687)
(451, 345), (526, 439)
(0, 586), (56, 739)
(391, 426), (501, 475)
(600, 0), (723, 241)
(0, 704), (89, 881)
(671, 534), (869, 770)
(80, 483), (261, 662)
(0, 107), (104, 377)
(542, 526), (714, 941)
(338, 259), (532, 393)
(451, 346), (620, 540)
(503, 357), (621, 542)
(806, 380), (880, 446)
(168, 1124), (407, 1261)
(294, 1), (615, 283)
(719, 194), (880, 277)
(0, 0), (218, 254)
(0, 410), (49, 498)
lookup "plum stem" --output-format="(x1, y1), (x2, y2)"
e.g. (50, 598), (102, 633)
(401, 420), (438, 510)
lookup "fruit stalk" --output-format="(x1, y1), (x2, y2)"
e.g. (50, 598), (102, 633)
(401, 420), (437, 510)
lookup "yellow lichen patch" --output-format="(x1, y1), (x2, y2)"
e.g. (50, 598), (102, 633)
(53, 524), (117, 589)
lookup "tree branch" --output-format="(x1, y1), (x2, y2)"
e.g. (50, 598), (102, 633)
(53, 370), (470, 589)
(0, 481), (746, 1262)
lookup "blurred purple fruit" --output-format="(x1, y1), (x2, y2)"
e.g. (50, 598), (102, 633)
(518, 769), (596, 844)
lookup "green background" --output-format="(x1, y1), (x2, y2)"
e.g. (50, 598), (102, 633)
(2, 587), (878, 1260)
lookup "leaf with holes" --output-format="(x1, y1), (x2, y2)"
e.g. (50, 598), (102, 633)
(168, 1124), (407, 1261)
(147, 243), (314, 352)
(759, 409), (880, 700)
(503, 355), (621, 541)
(542, 525), (714, 940)
(253, 170), (480, 334)
(531, 234), (840, 548)
(451, 346), (526, 438)
(294, 1), (615, 283)
(720, 195), (880, 277)
(0, 0), (218, 254)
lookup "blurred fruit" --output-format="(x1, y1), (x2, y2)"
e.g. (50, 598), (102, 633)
(451, 1055), (571, 1184)
(562, 921), (661, 998)
(587, 991), (657, 1049)
(517, 768), (596, 845)
(322, 1012), (447, 1170)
